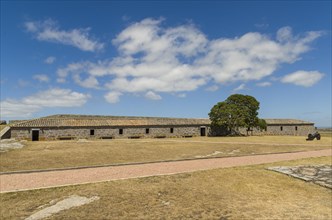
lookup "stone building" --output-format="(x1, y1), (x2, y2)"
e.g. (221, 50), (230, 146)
(261, 119), (315, 136)
(8, 114), (315, 141)
(10, 115), (211, 141)
(237, 119), (315, 136)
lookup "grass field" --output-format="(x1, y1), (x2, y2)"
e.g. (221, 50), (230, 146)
(1, 156), (331, 219)
(1, 136), (331, 172)
(318, 128), (332, 137)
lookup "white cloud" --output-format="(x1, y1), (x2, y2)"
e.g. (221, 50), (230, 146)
(145, 91), (162, 100)
(56, 61), (108, 87)
(256, 82), (272, 87)
(33, 74), (50, 83)
(24, 19), (104, 52)
(276, 26), (293, 42)
(233, 83), (247, 92)
(104, 91), (122, 103)
(205, 85), (219, 91)
(0, 101), (40, 118)
(281, 70), (324, 87)
(55, 18), (323, 102)
(57, 78), (66, 83)
(0, 88), (90, 117)
(73, 75), (99, 89)
(177, 93), (187, 98)
(25, 21), (38, 32)
(44, 56), (56, 64)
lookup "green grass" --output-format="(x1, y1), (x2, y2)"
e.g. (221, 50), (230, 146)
(1, 136), (331, 172)
(1, 156), (331, 219)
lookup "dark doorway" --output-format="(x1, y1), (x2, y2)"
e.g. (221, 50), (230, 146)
(32, 130), (39, 141)
(200, 127), (206, 136)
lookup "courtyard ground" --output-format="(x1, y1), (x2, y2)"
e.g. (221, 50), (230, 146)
(1, 148), (330, 192)
(1, 156), (331, 219)
(1, 136), (331, 172)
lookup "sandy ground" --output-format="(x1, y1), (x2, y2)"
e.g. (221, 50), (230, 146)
(1, 149), (331, 193)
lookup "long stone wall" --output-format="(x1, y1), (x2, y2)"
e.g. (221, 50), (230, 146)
(10, 124), (314, 141)
(238, 124), (315, 136)
(264, 125), (315, 136)
(11, 125), (209, 141)
(210, 124), (314, 136)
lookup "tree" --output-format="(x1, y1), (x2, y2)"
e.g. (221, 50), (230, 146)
(209, 94), (261, 135)
(257, 118), (267, 131)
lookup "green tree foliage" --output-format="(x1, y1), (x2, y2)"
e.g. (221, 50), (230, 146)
(257, 118), (267, 131)
(209, 94), (261, 135)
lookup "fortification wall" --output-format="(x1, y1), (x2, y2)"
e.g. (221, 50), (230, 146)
(11, 125), (208, 141)
(10, 124), (314, 141)
(264, 125), (315, 136)
(210, 124), (314, 136)
(238, 124), (315, 136)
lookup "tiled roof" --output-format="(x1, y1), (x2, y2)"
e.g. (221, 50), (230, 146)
(11, 115), (211, 128)
(264, 119), (314, 125)
(11, 115), (314, 128)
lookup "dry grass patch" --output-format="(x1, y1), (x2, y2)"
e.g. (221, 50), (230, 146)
(318, 129), (332, 138)
(1, 136), (331, 172)
(1, 156), (331, 219)
(320, 132), (332, 138)
(0, 124), (13, 132)
(0, 125), (7, 131)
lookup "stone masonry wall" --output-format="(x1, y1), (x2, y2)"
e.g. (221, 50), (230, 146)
(238, 124), (315, 136)
(10, 124), (314, 141)
(11, 125), (209, 141)
(10, 128), (30, 140)
(264, 125), (315, 136)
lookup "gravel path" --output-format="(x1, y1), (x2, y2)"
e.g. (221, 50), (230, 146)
(1, 149), (331, 193)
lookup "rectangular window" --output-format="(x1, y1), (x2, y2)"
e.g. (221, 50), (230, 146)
(90, 129), (95, 136)
(295, 126), (298, 131)
(146, 128), (150, 134)
(280, 126), (283, 131)
(119, 128), (123, 135)
(170, 128), (174, 133)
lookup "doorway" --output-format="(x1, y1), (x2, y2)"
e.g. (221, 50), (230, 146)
(32, 130), (39, 141)
(200, 127), (206, 136)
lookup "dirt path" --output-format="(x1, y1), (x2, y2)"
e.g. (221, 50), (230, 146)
(1, 149), (331, 193)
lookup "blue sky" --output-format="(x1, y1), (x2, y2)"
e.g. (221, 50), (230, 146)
(1, 1), (331, 127)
